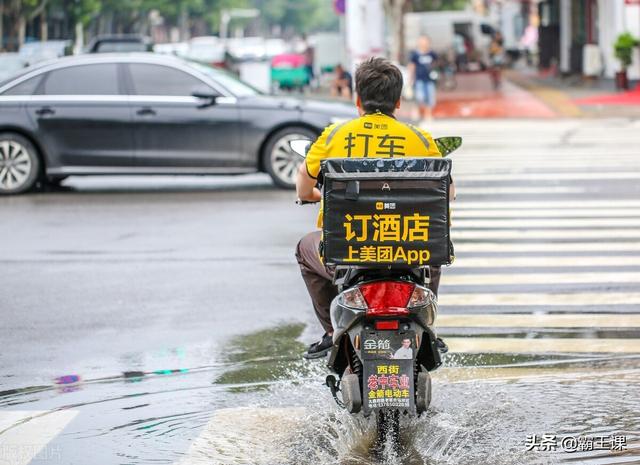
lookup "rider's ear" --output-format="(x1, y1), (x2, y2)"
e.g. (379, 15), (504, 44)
(395, 99), (401, 109)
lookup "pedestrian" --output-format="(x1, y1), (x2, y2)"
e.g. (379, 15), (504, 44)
(302, 34), (315, 89)
(488, 31), (505, 90)
(330, 64), (353, 99)
(408, 35), (439, 124)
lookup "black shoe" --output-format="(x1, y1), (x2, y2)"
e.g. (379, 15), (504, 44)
(303, 333), (333, 359)
(436, 337), (449, 354)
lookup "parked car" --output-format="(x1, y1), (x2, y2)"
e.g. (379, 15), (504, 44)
(185, 36), (227, 68)
(0, 53), (356, 194)
(0, 53), (28, 82)
(18, 40), (71, 65)
(153, 42), (190, 57)
(86, 35), (153, 53)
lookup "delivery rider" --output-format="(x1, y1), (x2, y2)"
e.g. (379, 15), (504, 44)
(295, 57), (453, 359)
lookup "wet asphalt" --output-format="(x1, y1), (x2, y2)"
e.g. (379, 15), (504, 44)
(1, 119), (640, 465)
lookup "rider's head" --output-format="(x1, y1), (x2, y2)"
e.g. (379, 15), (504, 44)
(355, 57), (403, 117)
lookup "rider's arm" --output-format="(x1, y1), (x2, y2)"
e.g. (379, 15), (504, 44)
(296, 164), (322, 202)
(296, 125), (334, 202)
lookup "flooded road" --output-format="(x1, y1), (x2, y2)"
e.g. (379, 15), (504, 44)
(1, 119), (640, 464)
(1, 324), (639, 465)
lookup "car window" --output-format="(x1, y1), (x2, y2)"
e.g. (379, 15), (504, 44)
(42, 64), (119, 95)
(2, 74), (43, 96)
(95, 42), (148, 53)
(188, 61), (260, 97)
(129, 64), (210, 96)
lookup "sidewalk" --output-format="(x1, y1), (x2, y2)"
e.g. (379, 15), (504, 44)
(506, 68), (640, 119)
(399, 71), (558, 120)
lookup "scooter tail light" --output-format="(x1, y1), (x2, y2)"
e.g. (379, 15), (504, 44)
(375, 320), (399, 330)
(341, 287), (368, 309)
(360, 281), (414, 316)
(408, 285), (433, 308)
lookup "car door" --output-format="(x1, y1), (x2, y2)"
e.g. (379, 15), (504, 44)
(25, 62), (134, 169)
(125, 63), (242, 169)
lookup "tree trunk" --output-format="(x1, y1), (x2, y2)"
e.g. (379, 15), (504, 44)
(0, 0), (4, 51)
(74, 21), (84, 54)
(40, 7), (48, 41)
(383, 0), (407, 63)
(18, 15), (26, 48)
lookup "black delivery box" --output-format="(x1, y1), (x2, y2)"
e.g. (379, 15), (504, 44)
(321, 157), (452, 267)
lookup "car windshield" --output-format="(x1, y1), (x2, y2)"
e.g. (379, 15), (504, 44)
(187, 61), (261, 97)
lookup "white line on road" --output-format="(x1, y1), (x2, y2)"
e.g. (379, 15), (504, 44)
(441, 272), (640, 285)
(437, 313), (640, 328)
(459, 187), (586, 195)
(174, 407), (309, 465)
(455, 172), (640, 182)
(438, 292), (640, 306)
(452, 229), (640, 239)
(453, 242), (640, 253)
(453, 209), (640, 218)
(0, 410), (78, 465)
(446, 337), (640, 354)
(452, 256), (640, 268)
(453, 218), (640, 228)
(452, 200), (640, 209)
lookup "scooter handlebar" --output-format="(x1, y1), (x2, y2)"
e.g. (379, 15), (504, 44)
(296, 199), (319, 205)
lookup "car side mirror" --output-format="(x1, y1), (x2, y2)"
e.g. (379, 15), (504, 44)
(434, 136), (463, 156)
(191, 88), (220, 104)
(290, 140), (312, 158)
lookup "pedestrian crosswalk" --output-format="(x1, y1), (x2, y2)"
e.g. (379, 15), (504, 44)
(433, 119), (640, 357)
(0, 410), (77, 465)
(2, 120), (639, 465)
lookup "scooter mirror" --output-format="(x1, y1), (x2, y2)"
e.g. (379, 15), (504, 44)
(290, 140), (312, 158)
(434, 136), (463, 157)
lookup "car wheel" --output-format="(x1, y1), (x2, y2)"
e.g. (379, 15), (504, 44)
(0, 133), (41, 195)
(263, 127), (316, 189)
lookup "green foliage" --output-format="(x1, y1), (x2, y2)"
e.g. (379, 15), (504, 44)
(614, 32), (639, 69)
(411, 0), (468, 11)
(251, 0), (337, 34)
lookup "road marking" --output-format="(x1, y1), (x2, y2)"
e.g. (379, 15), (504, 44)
(452, 200), (640, 209)
(459, 186), (585, 195)
(436, 367), (640, 383)
(0, 410), (77, 465)
(439, 292), (640, 306)
(437, 313), (640, 328)
(452, 256), (640, 268)
(442, 272), (640, 285)
(452, 229), (640, 239)
(446, 337), (640, 354)
(453, 242), (640, 253)
(456, 172), (640, 182)
(453, 209), (640, 218)
(174, 407), (308, 465)
(453, 218), (640, 228)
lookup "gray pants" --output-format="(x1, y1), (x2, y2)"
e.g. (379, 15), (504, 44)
(295, 231), (441, 334)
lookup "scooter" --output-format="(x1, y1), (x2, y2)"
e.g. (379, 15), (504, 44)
(292, 136), (462, 448)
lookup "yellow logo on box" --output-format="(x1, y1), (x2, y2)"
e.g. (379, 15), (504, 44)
(376, 202), (384, 210)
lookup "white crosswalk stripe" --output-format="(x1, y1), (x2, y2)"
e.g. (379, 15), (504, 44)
(0, 410), (77, 465)
(436, 120), (640, 356)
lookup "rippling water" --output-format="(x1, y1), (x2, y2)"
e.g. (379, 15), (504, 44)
(1, 324), (639, 465)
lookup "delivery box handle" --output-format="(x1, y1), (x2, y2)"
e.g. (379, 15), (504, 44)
(345, 180), (360, 201)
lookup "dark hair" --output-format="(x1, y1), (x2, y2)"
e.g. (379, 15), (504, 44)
(355, 57), (403, 115)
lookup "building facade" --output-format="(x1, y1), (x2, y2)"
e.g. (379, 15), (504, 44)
(539, 0), (640, 79)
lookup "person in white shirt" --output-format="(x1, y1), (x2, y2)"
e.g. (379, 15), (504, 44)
(393, 338), (413, 359)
